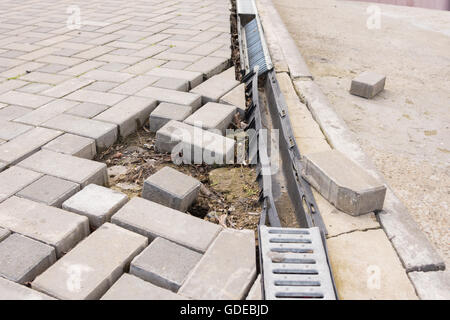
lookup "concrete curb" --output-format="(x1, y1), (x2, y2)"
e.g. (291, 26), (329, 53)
(255, 0), (444, 279)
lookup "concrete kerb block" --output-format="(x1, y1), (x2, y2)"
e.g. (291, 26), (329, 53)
(350, 71), (386, 99)
(130, 237), (202, 292)
(142, 166), (201, 212)
(0, 233), (56, 284)
(62, 184), (128, 229)
(301, 150), (387, 215)
(408, 271), (450, 300)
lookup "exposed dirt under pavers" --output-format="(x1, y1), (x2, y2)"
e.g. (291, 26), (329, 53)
(96, 125), (261, 232)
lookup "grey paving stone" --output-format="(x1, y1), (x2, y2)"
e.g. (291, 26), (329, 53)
(219, 83), (246, 116)
(185, 56), (229, 79)
(155, 120), (235, 165)
(17, 175), (80, 208)
(42, 78), (95, 98)
(142, 166), (201, 212)
(0, 91), (54, 109)
(152, 77), (189, 92)
(32, 223), (147, 300)
(179, 229), (256, 300)
(130, 237), (202, 292)
(146, 67), (202, 89)
(18, 150), (108, 187)
(101, 273), (186, 300)
(42, 133), (97, 159)
(0, 105), (32, 121)
(94, 97), (157, 138)
(0, 120), (33, 140)
(0, 227), (10, 242)
(0, 196), (89, 257)
(350, 71), (386, 99)
(187, 42), (224, 56)
(190, 72), (239, 104)
(110, 75), (160, 95)
(302, 150), (387, 215)
(65, 102), (109, 119)
(60, 61), (105, 76)
(65, 89), (126, 106)
(122, 58), (166, 74)
(14, 99), (79, 126)
(136, 87), (201, 109)
(153, 51), (202, 63)
(81, 69), (134, 83)
(63, 184), (128, 229)
(162, 60), (192, 70)
(111, 197), (222, 253)
(0, 277), (55, 300)
(149, 102), (192, 132)
(408, 271), (450, 300)
(246, 274), (262, 300)
(19, 71), (70, 85)
(0, 233), (56, 284)
(0, 166), (43, 203)
(0, 80), (28, 95)
(184, 102), (236, 134)
(0, 127), (63, 166)
(41, 114), (118, 150)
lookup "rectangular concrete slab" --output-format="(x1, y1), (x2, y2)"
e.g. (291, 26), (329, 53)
(149, 102), (193, 132)
(16, 175), (80, 208)
(350, 71), (386, 99)
(184, 102), (236, 134)
(101, 273), (186, 300)
(0, 233), (56, 284)
(302, 150), (387, 215)
(0, 120), (33, 141)
(130, 237), (202, 292)
(142, 166), (201, 212)
(32, 223), (147, 300)
(0, 127), (63, 165)
(111, 197), (222, 253)
(178, 229), (256, 300)
(0, 277), (55, 300)
(94, 97), (157, 138)
(41, 114), (118, 150)
(62, 184), (128, 229)
(42, 133), (97, 159)
(17, 150), (108, 187)
(0, 166), (43, 203)
(136, 86), (201, 109)
(155, 120), (235, 165)
(0, 196), (89, 257)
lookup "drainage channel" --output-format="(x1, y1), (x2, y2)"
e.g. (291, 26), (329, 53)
(235, 0), (338, 300)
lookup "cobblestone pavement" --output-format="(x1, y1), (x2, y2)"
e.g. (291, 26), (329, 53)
(0, 0), (259, 300)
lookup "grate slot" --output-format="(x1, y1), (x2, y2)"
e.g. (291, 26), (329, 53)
(274, 280), (321, 287)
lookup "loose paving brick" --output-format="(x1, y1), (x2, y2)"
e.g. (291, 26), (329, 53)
(94, 97), (157, 138)
(63, 184), (128, 229)
(32, 223), (147, 300)
(0, 277), (55, 300)
(18, 150), (108, 187)
(0, 127), (63, 165)
(149, 102), (193, 132)
(190, 72), (239, 104)
(0, 227), (10, 242)
(130, 237), (202, 292)
(185, 56), (229, 79)
(302, 150), (387, 215)
(0, 166), (43, 203)
(219, 83), (246, 116)
(17, 175), (80, 208)
(0, 233), (56, 284)
(42, 114), (118, 150)
(179, 229), (256, 300)
(184, 102), (236, 134)
(142, 166), (201, 212)
(350, 71), (386, 99)
(0, 120), (33, 141)
(147, 67), (202, 89)
(112, 197), (222, 253)
(152, 77), (189, 92)
(42, 133), (97, 159)
(0, 105), (32, 121)
(65, 102), (109, 119)
(101, 273), (185, 300)
(137, 87), (201, 109)
(14, 99), (79, 126)
(0, 196), (89, 257)
(155, 120), (235, 165)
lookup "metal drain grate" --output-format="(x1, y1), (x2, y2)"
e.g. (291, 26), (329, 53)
(260, 225), (336, 300)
